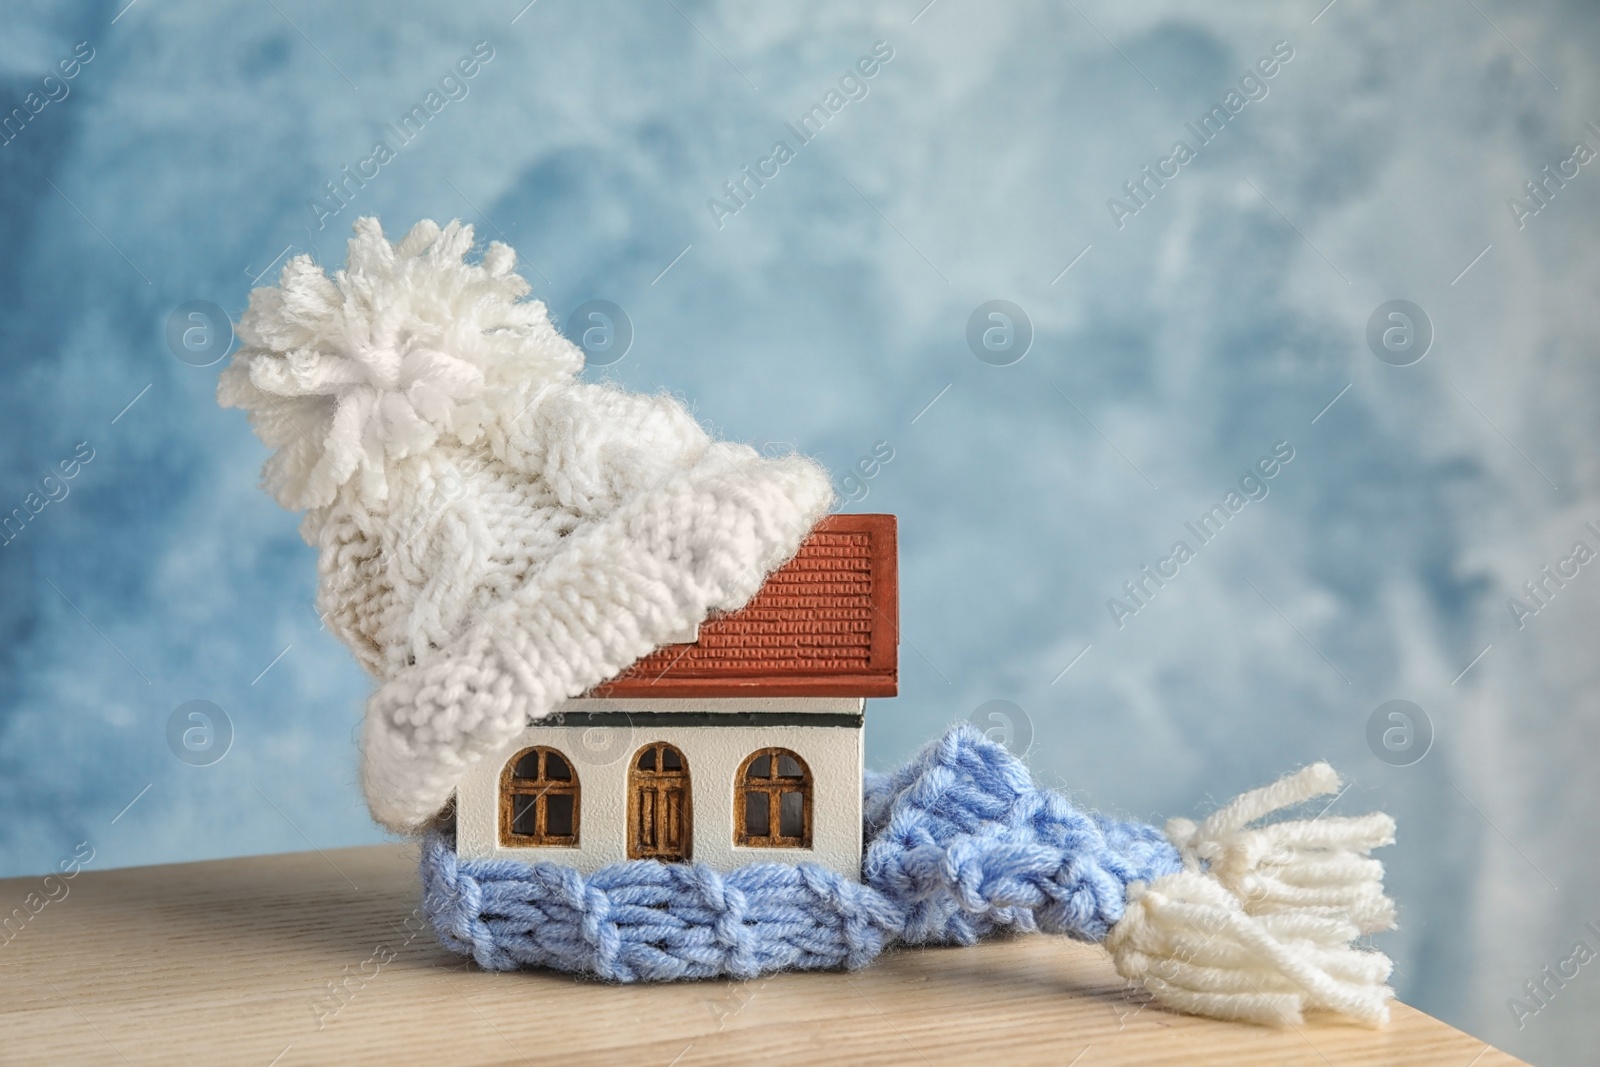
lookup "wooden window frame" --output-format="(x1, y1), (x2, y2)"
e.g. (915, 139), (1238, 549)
(499, 746), (580, 847)
(627, 742), (693, 862)
(735, 747), (812, 849)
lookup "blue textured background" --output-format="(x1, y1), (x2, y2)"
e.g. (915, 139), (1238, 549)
(3, 1), (1597, 1060)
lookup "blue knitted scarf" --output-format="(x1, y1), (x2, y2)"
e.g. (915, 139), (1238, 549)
(421, 722), (1183, 981)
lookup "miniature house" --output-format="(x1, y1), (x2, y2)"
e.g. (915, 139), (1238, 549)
(455, 514), (897, 880)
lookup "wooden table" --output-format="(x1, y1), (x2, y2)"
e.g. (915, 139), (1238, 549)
(0, 844), (1522, 1066)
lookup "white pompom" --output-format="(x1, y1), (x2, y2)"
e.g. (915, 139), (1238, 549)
(218, 218), (584, 511)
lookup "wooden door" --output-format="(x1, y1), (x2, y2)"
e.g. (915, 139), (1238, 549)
(628, 742), (691, 861)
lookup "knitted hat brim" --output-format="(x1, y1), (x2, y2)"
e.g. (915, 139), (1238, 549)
(360, 443), (834, 832)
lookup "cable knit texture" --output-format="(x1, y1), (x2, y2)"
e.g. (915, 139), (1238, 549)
(421, 723), (1398, 1026)
(421, 723), (1183, 981)
(217, 218), (834, 831)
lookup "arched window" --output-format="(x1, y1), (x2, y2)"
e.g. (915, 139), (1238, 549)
(736, 748), (811, 848)
(629, 742), (692, 861)
(500, 747), (579, 847)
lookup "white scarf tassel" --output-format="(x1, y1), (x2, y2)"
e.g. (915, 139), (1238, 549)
(1105, 762), (1398, 1027)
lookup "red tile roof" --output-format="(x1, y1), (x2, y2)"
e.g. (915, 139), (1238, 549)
(593, 514), (898, 697)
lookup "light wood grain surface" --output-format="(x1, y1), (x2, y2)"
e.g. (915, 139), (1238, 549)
(0, 844), (1523, 1066)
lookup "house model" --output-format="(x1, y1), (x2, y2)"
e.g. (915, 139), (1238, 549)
(455, 514), (898, 880)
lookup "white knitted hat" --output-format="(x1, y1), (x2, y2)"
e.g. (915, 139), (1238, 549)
(219, 218), (833, 832)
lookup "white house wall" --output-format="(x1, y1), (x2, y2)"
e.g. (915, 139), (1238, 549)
(456, 697), (866, 879)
